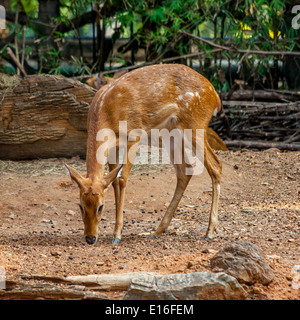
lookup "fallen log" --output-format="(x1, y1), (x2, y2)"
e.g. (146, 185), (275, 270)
(222, 90), (300, 102)
(224, 140), (300, 151)
(7, 271), (248, 300)
(1, 280), (108, 300)
(0, 74), (96, 160)
(22, 272), (157, 291)
(226, 112), (300, 121)
(222, 101), (300, 113)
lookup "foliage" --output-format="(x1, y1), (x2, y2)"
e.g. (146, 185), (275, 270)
(1, 0), (299, 89)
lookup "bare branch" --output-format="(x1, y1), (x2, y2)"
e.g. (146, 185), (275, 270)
(180, 30), (300, 57)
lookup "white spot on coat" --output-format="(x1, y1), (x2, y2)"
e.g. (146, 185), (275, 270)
(158, 103), (179, 113)
(185, 92), (194, 97)
(213, 107), (218, 116)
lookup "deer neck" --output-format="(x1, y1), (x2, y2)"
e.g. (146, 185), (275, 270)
(86, 113), (107, 182)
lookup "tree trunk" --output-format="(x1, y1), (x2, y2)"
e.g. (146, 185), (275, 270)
(35, 0), (60, 72)
(0, 74), (96, 160)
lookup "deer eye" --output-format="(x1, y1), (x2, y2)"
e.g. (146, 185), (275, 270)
(96, 204), (104, 214)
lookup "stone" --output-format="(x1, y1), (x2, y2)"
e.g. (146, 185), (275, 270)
(50, 250), (62, 257)
(67, 210), (76, 216)
(210, 241), (274, 285)
(123, 272), (247, 300)
(9, 213), (15, 219)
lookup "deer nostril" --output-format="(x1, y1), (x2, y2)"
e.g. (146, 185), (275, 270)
(85, 236), (96, 245)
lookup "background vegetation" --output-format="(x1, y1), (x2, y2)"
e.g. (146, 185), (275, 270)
(1, 0), (300, 90)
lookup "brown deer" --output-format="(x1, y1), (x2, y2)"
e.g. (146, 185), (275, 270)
(65, 64), (222, 245)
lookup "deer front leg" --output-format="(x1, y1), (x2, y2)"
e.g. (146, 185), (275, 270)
(112, 143), (137, 244)
(109, 163), (121, 236)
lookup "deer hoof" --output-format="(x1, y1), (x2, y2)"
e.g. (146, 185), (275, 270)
(203, 235), (213, 241)
(112, 238), (121, 245)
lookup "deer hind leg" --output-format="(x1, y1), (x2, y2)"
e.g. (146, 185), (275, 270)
(154, 164), (191, 236)
(111, 142), (138, 244)
(203, 137), (222, 240)
(154, 138), (192, 236)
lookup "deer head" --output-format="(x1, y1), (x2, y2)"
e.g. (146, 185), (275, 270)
(65, 164), (123, 244)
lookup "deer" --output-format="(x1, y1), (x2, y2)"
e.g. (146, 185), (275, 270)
(65, 64), (222, 245)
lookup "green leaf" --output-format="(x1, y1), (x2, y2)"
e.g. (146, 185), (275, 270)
(147, 7), (167, 23)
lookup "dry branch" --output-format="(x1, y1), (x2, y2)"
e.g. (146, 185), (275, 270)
(6, 47), (27, 77)
(224, 140), (300, 151)
(180, 31), (300, 57)
(100, 48), (223, 76)
(212, 97), (300, 149)
(222, 90), (300, 102)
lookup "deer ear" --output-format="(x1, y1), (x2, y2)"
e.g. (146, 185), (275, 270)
(103, 164), (123, 189)
(65, 163), (85, 189)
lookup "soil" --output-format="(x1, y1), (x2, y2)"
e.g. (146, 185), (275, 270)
(0, 149), (299, 300)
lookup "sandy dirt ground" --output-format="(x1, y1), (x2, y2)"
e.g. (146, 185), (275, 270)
(0, 149), (299, 300)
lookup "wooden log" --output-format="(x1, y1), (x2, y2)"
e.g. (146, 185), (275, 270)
(22, 272), (157, 291)
(0, 74), (96, 160)
(222, 101), (300, 113)
(222, 90), (300, 102)
(226, 112), (300, 121)
(0, 281), (108, 300)
(65, 272), (157, 291)
(224, 140), (300, 151)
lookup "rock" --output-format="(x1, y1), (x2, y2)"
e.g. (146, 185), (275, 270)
(266, 254), (281, 261)
(210, 241), (274, 285)
(123, 272), (246, 300)
(43, 203), (56, 210)
(50, 250), (62, 257)
(9, 213), (15, 219)
(252, 284), (265, 295)
(67, 210), (76, 216)
(41, 219), (51, 223)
